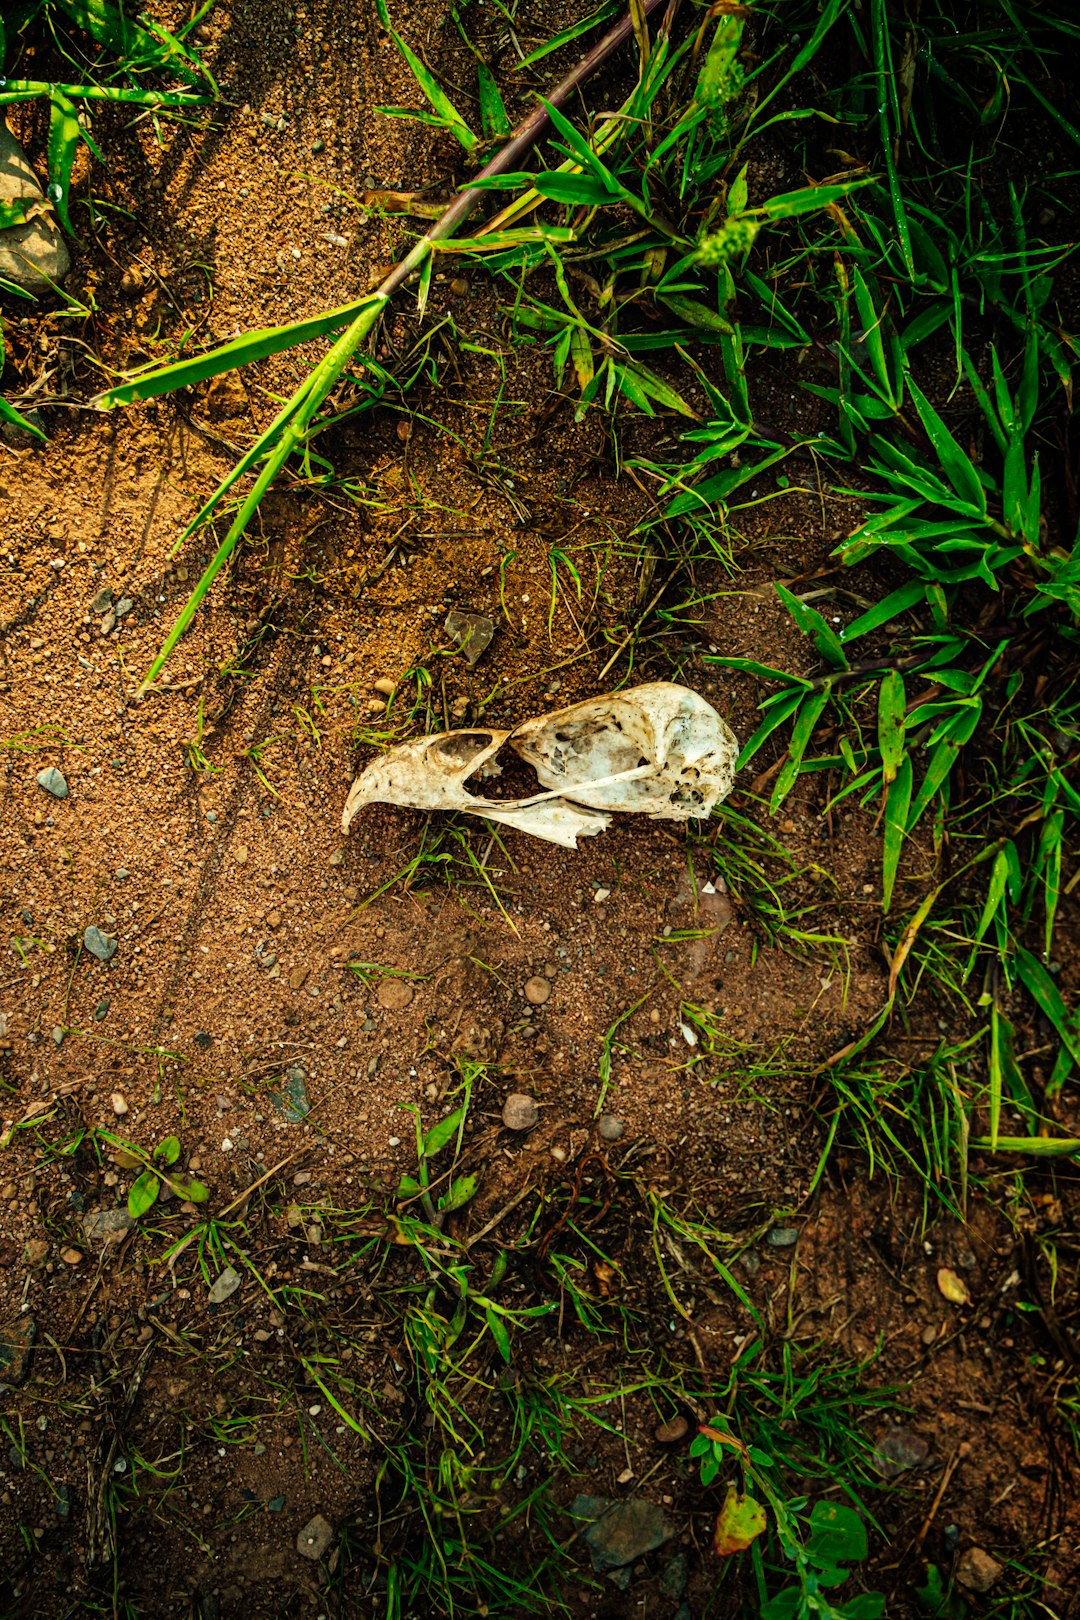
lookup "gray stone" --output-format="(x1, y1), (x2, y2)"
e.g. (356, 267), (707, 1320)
(571, 1495), (677, 1572)
(296, 1513), (334, 1560)
(872, 1426), (930, 1479)
(598, 1114), (625, 1142)
(659, 1551), (689, 1599)
(83, 926), (117, 962)
(207, 1266), (241, 1305)
(0, 123), (70, 292)
(82, 1208), (135, 1246)
(445, 608), (494, 666)
(115, 597), (135, 618)
(100, 609), (117, 636)
(51, 1027), (64, 1046)
(91, 588), (114, 613)
(0, 1317), (35, 1387)
(766, 1226), (799, 1248)
(36, 767), (67, 799)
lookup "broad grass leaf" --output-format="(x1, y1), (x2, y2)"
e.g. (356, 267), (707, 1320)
(882, 753), (912, 912)
(906, 375), (986, 512)
(775, 584), (848, 668)
(476, 60), (510, 141)
(422, 1106), (465, 1159)
(376, 0), (478, 152)
(167, 1174), (209, 1203)
(128, 1170), (160, 1219)
(877, 670), (906, 783)
(46, 92), (80, 234)
(1016, 950), (1080, 1070)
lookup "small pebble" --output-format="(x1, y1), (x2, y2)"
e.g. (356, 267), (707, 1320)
(100, 609), (117, 636)
(110, 1093), (128, 1116)
(296, 1513), (334, 1561)
(766, 1227), (799, 1248)
(377, 978), (413, 1010)
(501, 1093), (538, 1131)
(60, 1248), (83, 1266)
(235, 846), (249, 866)
(654, 1415), (689, 1445)
(594, 888), (611, 903)
(524, 976), (551, 1006)
(598, 1114), (625, 1143)
(955, 1548), (1003, 1594)
(372, 676), (397, 697)
(90, 588), (114, 613)
(36, 767), (67, 799)
(83, 926), (117, 962)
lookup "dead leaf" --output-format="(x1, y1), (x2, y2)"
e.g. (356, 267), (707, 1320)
(937, 1267), (971, 1305)
(713, 1486), (767, 1557)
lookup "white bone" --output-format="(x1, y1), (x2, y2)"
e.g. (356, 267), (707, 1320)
(341, 683), (738, 848)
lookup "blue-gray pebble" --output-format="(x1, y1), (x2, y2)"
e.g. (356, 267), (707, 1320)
(83, 926), (117, 962)
(36, 767), (67, 799)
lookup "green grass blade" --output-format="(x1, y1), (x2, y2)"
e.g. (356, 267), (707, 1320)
(46, 91), (79, 234)
(376, 0), (479, 152)
(91, 295), (382, 408)
(1015, 950), (1080, 1072)
(877, 670), (906, 784)
(881, 754), (912, 912)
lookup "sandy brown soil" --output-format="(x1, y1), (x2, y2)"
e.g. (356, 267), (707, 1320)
(1, 2), (1079, 1617)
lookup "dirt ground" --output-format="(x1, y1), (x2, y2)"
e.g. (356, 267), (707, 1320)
(1, 1), (1079, 1617)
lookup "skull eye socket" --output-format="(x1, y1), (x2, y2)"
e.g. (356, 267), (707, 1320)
(436, 732), (494, 764)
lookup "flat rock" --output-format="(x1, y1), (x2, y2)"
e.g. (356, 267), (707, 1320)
(0, 124), (70, 292)
(598, 1114), (625, 1142)
(296, 1513), (334, 1561)
(208, 1266), (241, 1305)
(376, 977), (413, 1010)
(571, 1495), (677, 1572)
(83, 926), (117, 962)
(445, 608), (494, 666)
(36, 767), (67, 798)
(659, 1550), (689, 1600)
(0, 1317), (35, 1387)
(872, 1426), (929, 1479)
(82, 1208), (135, 1246)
